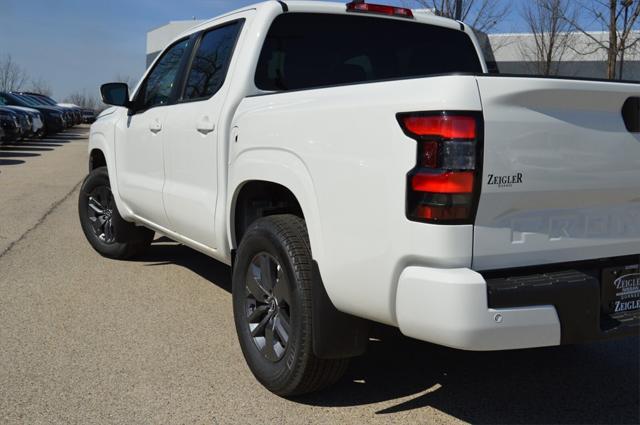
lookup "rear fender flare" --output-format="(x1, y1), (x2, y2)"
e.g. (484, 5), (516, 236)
(228, 148), (326, 268)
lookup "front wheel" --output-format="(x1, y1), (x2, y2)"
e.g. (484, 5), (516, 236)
(78, 166), (154, 259)
(232, 215), (349, 396)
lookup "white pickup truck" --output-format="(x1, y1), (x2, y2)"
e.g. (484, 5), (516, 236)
(80, 0), (640, 396)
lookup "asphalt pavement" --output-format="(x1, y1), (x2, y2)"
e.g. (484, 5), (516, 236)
(0, 127), (638, 424)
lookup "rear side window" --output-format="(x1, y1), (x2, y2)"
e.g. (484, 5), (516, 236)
(183, 21), (243, 101)
(255, 13), (483, 91)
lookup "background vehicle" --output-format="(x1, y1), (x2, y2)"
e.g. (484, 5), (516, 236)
(14, 109), (32, 139)
(0, 106), (32, 140)
(57, 102), (83, 125)
(16, 93), (80, 127)
(0, 99), (44, 139)
(82, 109), (96, 123)
(80, 1), (640, 396)
(0, 92), (65, 135)
(14, 93), (74, 128)
(0, 108), (22, 142)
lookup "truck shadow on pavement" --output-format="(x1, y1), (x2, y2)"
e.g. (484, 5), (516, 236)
(139, 239), (640, 425)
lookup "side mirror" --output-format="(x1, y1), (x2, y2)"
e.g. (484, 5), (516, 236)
(100, 83), (130, 107)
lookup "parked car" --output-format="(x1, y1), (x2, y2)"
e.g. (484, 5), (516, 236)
(58, 103), (83, 125)
(0, 97), (44, 138)
(14, 93), (74, 128)
(16, 93), (81, 127)
(0, 92), (65, 136)
(0, 108), (22, 142)
(14, 109), (32, 139)
(1, 106), (33, 139)
(79, 1), (640, 396)
(82, 109), (96, 123)
(16, 108), (44, 138)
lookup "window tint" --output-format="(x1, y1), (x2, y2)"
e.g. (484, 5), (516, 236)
(256, 13), (483, 91)
(183, 22), (242, 100)
(139, 39), (189, 109)
(16, 95), (36, 106)
(26, 96), (45, 105)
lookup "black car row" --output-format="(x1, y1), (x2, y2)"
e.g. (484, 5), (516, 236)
(0, 92), (95, 143)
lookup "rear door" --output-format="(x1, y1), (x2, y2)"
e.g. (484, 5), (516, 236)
(161, 16), (246, 248)
(473, 76), (640, 270)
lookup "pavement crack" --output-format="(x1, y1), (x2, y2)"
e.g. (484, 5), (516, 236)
(0, 179), (83, 259)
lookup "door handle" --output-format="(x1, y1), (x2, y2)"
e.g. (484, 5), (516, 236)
(149, 119), (162, 134)
(196, 116), (215, 135)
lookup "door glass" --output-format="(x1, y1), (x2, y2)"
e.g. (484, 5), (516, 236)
(182, 22), (242, 101)
(138, 39), (190, 110)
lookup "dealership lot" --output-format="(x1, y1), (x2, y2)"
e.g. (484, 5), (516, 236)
(0, 129), (638, 424)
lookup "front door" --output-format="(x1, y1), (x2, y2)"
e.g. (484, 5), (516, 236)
(116, 38), (191, 229)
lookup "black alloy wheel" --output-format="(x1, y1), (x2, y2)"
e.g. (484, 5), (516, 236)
(86, 185), (116, 244)
(78, 166), (154, 259)
(232, 215), (349, 396)
(243, 252), (292, 362)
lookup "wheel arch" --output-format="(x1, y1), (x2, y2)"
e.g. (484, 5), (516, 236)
(228, 153), (371, 359)
(87, 128), (133, 221)
(228, 149), (326, 272)
(89, 148), (107, 171)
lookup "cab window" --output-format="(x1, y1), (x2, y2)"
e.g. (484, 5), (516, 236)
(136, 38), (190, 111)
(182, 21), (243, 101)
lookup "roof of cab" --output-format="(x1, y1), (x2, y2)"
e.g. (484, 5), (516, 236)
(176, 0), (463, 39)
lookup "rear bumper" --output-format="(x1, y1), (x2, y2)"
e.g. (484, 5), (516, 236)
(395, 259), (639, 351)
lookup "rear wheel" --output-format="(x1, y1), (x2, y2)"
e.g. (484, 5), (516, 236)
(78, 166), (154, 259)
(233, 215), (349, 396)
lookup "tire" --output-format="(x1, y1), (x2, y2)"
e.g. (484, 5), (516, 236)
(232, 214), (349, 396)
(78, 166), (154, 260)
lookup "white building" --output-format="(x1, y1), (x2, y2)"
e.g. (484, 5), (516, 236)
(146, 20), (205, 66)
(491, 31), (640, 80)
(146, 20), (640, 81)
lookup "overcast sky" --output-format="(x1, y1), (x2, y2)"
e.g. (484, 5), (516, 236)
(0, 0), (531, 100)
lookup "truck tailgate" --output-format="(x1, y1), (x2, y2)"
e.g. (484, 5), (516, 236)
(473, 76), (640, 270)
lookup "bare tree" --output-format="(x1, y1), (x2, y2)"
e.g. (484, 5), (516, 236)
(520, 0), (576, 76)
(0, 54), (29, 92)
(64, 90), (102, 110)
(561, 0), (640, 79)
(28, 77), (53, 97)
(409, 0), (511, 32)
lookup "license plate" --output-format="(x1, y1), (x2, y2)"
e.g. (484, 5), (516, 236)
(601, 264), (640, 316)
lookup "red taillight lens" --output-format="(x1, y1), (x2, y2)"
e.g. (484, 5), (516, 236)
(411, 171), (474, 193)
(346, 1), (414, 18)
(402, 115), (476, 139)
(398, 112), (481, 224)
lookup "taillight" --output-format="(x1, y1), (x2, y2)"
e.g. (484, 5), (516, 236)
(398, 112), (482, 224)
(346, 1), (414, 18)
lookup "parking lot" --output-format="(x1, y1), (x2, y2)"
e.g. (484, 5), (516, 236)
(0, 128), (638, 424)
